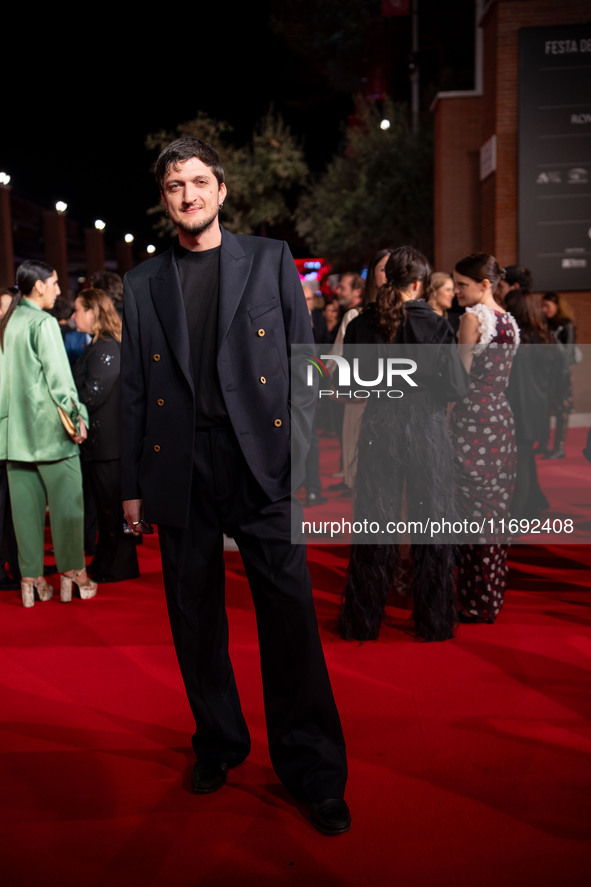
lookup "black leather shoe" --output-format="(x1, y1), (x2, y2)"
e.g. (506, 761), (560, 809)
(191, 760), (228, 794)
(310, 798), (351, 835)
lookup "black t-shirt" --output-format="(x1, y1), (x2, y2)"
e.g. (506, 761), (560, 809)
(175, 243), (229, 427)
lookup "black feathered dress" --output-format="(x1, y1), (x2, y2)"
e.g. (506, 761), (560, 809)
(339, 300), (468, 642)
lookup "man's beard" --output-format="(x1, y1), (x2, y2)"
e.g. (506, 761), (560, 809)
(176, 205), (220, 238)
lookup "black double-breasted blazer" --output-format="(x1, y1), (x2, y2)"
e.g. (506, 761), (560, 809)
(120, 227), (315, 528)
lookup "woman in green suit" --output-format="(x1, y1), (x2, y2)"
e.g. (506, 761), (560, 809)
(0, 260), (97, 607)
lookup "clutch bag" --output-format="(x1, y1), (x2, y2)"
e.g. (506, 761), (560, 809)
(57, 406), (77, 439)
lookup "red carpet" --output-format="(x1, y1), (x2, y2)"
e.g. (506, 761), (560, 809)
(1, 433), (590, 886)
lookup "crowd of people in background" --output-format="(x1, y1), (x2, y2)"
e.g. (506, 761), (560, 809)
(0, 247), (581, 634)
(300, 249), (580, 641)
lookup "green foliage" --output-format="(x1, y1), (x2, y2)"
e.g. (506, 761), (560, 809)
(295, 97), (434, 270)
(225, 109), (309, 235)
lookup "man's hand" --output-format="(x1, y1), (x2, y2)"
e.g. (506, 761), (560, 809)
(123, 498), (144, 536)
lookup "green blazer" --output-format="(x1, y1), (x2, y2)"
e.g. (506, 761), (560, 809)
(0, 298), (88, 462)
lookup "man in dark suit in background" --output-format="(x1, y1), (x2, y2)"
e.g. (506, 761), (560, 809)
(302, 281), (328, 506)
(120, 137), (350, 835)
(303, 280), (328, 344)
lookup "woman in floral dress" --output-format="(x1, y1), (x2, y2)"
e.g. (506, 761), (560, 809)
(451, 254), (520, 623)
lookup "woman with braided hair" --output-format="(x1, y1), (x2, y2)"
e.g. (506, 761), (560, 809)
(339, 246), (467, 642)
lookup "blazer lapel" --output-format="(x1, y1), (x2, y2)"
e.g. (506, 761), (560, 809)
(218, 228), (253, 347)
(149, 249), (194, 391)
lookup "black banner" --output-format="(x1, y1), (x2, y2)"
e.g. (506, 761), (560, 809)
(519, 24), (591, 291)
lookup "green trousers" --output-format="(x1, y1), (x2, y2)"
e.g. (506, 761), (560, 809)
(6, 455), (85, 578)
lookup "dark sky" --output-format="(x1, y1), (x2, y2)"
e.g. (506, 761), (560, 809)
(2, 2), (475, 253)
(5, 6), (289, 247)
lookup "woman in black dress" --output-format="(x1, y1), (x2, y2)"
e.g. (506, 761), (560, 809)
(72, 288), (140, 583)
(338, 246), (467, 642)
(504, 289), (554, 523)
(540, 291), (577, 459)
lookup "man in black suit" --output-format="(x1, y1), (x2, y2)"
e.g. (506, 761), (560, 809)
(303, 281), (328, 344)
(120, 137), (350, 835)
(301, 282), (328, 506)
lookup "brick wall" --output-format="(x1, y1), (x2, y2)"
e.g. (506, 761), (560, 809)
(433, 95), (484, 271)
(484, 0), (590, 263)
(433, 0), (590, 340)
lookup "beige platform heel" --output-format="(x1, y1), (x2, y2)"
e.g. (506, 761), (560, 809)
(21, 577), (54, 608)
(60, 569), (98, 603)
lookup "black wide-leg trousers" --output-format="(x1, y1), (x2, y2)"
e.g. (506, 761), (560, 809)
(158, 427), (347, 803)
